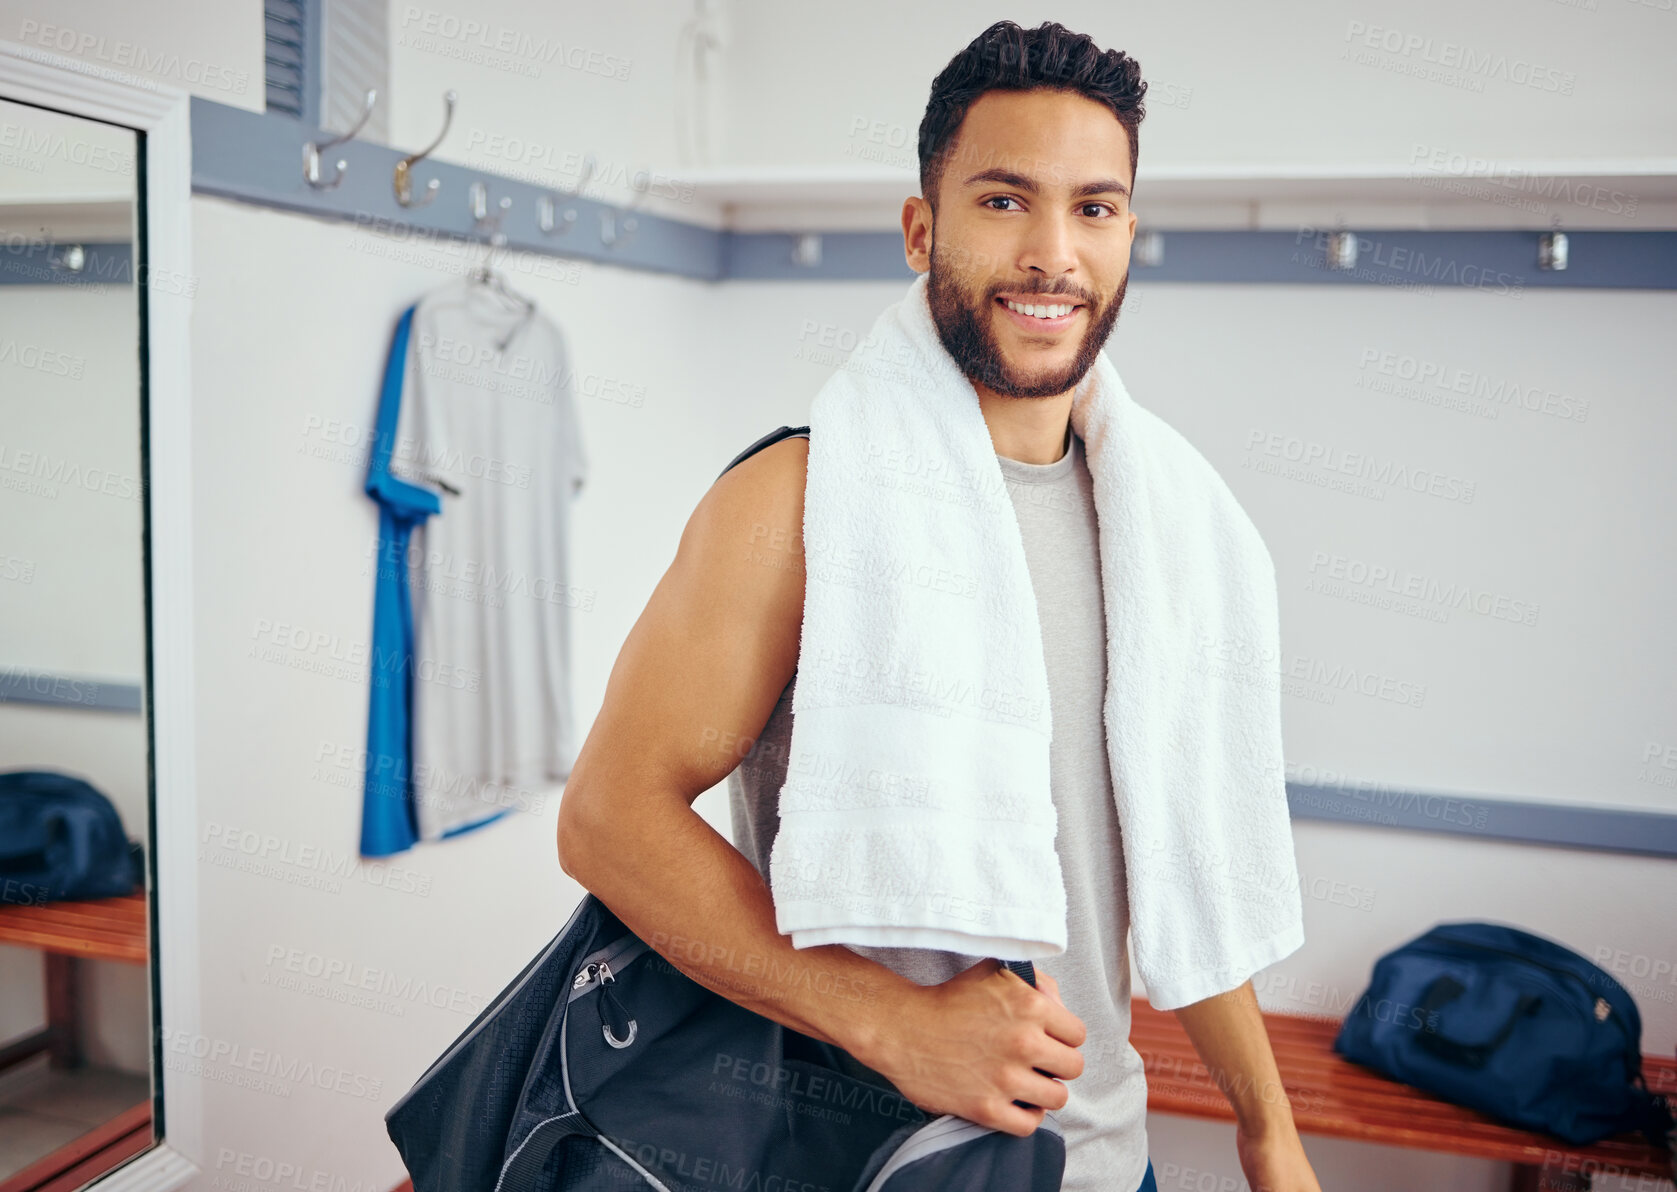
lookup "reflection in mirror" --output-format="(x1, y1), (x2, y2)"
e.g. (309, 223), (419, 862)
(0, 97), (155, 1182)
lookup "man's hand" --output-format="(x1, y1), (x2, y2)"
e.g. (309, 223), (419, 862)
(1236, 1120), (1323, 1192)
(855, 959), (1087, 1139)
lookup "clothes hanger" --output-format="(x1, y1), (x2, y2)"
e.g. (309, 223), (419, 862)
(472, 266), (537, 352)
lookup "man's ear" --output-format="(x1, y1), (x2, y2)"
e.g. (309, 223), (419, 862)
(902, 195), (934, 273)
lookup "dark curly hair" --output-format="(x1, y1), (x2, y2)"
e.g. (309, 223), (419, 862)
(918, 20), (1147, 214)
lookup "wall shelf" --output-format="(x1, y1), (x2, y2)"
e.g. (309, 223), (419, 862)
(675, 160), (1677, 233)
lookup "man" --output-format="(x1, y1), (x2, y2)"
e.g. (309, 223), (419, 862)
(559, 19), (1321, 1192)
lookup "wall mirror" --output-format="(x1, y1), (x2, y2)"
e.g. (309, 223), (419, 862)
(0, 94), (154, 1186)
(0, 43), (199, 1191)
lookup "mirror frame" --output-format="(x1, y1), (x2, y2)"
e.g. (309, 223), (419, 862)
(0, 36), (202, 1191)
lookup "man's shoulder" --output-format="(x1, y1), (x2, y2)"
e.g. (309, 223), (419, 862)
(705, 430), (809, 523)
(682, 432), (808, 581)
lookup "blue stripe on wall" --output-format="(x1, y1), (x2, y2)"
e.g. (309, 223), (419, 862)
(722, 228), (1677, 289)
(0, 670), (143, 713)
(0, 243), (134, 287)
(188, 98), (1677, 291)
(1288, 783), (1677, 859)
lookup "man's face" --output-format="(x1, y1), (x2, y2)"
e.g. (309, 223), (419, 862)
(911, 88), (1136, 401)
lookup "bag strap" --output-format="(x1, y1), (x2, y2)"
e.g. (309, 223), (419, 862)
(1002, 959), (1039, 986)
(716, 424), (809, 480)
(494, 1111), (597, 1190)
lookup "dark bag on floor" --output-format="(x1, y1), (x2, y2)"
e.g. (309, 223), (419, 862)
(385, 892), (1066, 1191)
(0, 770), (143, 906)
(1334, 921), (1675, 1152)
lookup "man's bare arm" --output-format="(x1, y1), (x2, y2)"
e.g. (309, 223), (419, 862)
(557, 437), (908, 1055)
(1173, 980), (1322, 1191)
(1172, 979), (1294, 1131)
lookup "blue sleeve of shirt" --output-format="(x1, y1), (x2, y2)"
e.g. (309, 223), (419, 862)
(361, 305), (440, 858)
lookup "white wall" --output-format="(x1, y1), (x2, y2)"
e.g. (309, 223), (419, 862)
(4, 2), (1675, 1190)
(387, 0), (705, 214)
(0, 0), (261, 112)
(717, 0), (1677, 170)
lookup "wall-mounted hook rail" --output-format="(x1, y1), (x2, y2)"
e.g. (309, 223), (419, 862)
(194, 97), (1677, 291)
(394, 89), (455, 208)
(303, 88), (376, 190)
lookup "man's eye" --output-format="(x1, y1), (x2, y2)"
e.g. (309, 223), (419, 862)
(986, 196), (1021, 211)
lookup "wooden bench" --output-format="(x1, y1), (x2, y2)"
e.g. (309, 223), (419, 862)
(0, 893), (152, 1191)
(1132, 997), (1676, 1191)
(0, 891), (149, 1071)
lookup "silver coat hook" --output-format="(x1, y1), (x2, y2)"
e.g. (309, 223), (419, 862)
(539, 152), (597, 236)
(469, 179), (513, 234)
(303, 88), (377, 190)
(468, 181), (514, 281)
(1538, 230), (1569, 271)
(602, 167), (653, 248)
(395, 90), (456, 208)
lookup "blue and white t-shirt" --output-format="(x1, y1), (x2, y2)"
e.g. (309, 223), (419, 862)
(362, 277), (587, 855)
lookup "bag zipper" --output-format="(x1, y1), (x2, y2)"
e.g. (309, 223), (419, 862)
(569, 935), (650, 999)
(573, 959), (624, 991)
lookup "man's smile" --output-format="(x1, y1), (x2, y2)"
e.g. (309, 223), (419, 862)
(994, 293), (1086, 334)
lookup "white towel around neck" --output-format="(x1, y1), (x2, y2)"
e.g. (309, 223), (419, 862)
(766, 270), (1304, 1010)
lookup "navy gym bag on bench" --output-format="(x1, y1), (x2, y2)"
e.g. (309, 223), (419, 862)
(0, 770), (143, 905)
(1334, 921), (1675, 1155)
(385, 891), (1065, 1191)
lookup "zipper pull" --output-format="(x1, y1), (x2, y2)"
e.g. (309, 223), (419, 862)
(1594, 997), (1611, 1022)
(595, 961), (637, 1049)
(572, 962), (600, 990)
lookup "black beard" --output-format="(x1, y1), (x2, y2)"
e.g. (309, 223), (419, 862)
(926, 239), (1126, 400)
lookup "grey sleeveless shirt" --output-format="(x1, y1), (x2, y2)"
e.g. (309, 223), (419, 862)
(726, 425), (1150, 1192)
